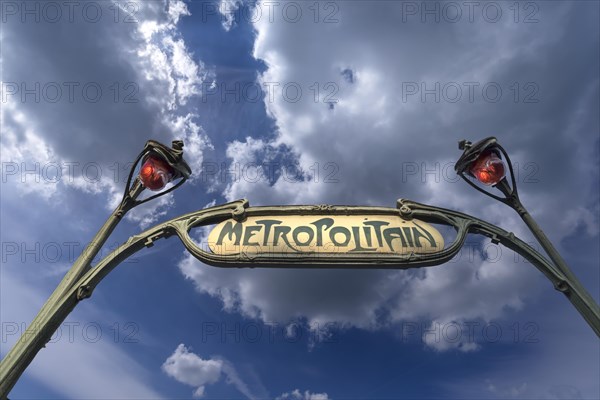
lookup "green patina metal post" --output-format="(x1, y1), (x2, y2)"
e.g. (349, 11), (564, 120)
(0, 139), (191, 398)
(0, 181), (143, 396)
(455, 137), (600, 335)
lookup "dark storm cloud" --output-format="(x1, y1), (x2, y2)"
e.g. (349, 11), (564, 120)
(1, 1), (204, 165)
(181, 0), (599, 347)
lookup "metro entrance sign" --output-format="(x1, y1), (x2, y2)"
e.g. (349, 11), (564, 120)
(174, 200), (460, 270)
(1, 138), (599, 399)
(207, 210), (444, 260)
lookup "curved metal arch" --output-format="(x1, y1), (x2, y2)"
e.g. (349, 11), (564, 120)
(3, 197), (597, 396)
(74, 198), (572, 300)
(73, 198), (599, 336)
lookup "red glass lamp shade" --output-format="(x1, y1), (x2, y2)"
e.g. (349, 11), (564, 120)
(469, 150), (505, 186)
(139, 155), (174, 191)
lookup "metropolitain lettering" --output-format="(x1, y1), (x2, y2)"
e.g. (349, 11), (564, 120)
(209, 216), (443, 255)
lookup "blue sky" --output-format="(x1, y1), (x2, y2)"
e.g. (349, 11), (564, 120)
(1, 1), (599, 399)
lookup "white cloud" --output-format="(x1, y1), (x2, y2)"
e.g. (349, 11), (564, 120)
(162, 344), (223, 398)
(1, 0), (212, 227)
(162, 344), (264, 399)
(277, 389), (330, 400)
(177, 0), (599, 356)
(134, 0), (199, 106)
(219, 0), (243, 31)
(0, 98), (61, 200)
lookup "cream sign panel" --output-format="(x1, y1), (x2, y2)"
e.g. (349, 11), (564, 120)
(207, 215), (444, 255)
